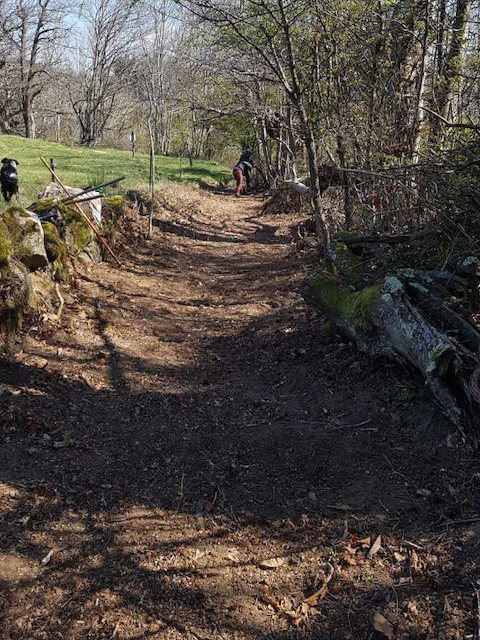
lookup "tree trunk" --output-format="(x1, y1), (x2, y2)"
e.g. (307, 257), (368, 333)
(22, 95), (32, 138)
(336, 133), (352, 229)
(257, 115), (276, 190)
(435, 0), (472, 124)
(295, 97), (330, 250)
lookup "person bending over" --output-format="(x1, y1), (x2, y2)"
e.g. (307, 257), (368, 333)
(232, 151), (253, 197)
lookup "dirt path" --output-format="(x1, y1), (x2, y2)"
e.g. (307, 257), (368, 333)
(1, 191), (479, 639)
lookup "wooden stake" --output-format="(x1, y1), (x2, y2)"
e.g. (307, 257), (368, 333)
(40, 157), (121, 266)
(61, 176), (125, 204)
(65, 193), (105, 206)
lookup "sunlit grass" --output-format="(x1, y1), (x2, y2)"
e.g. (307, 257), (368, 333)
(0, 135), (232, 211)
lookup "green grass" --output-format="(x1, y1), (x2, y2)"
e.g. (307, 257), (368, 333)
(0, 135), (232, 211)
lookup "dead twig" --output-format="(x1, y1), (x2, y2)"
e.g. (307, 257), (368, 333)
(261, 563), (334, 626)
(54, 283), (64, 319)
(473, 584), (480, 640)
(174, 473), (185, 515)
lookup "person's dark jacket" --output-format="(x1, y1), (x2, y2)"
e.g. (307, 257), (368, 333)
(239, 151), (253, 164)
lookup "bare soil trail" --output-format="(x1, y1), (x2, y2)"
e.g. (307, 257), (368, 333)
(1, 190), (480, 639)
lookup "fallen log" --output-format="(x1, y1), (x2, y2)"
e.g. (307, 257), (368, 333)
(302, 242), (480, 434)
(335, 230), (433, 246)
(279, 180), (310, 195)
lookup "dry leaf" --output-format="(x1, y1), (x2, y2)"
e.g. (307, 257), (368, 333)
(303, 564), (334, 608)
(447, 484), (458, 497)
(258, 557), (287, 569)
(402, 539), (423, 551)
(353, 535), (371, 548)
(410, 549), (419, 571)
(304, 579), (328, 608)
(368, 534), (382, 559)
(261, 585), (301, 624)
(192, 549), (207, 562)
(327, 504), (352, 512)
(373, 612), (393, 639)
(225, 550), (240, 564)
(260, 564), (334, 627)
(338, 549), (357, 566)
(416, 488), (431, 498)
(407, 601), (419, 619)
(393, 551), (405, 562)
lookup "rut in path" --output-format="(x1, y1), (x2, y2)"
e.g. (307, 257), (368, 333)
(0, 191), (474, 640)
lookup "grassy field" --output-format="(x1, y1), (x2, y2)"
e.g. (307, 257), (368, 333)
(0, 135), (232, 211)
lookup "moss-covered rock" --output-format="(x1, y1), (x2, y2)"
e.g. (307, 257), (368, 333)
(0, 258), (33, 338)
(42, 221), (68, 278)
(0, 225), (11, 276)
(100, 195), (125, 248)
(62, 207), (94, 254)
(29, 198), (67, 217)
(103, 195), (125, 215)
(0, 207), (48, 270)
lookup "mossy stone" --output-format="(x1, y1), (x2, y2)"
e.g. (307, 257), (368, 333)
(63, 207), (93, 252)
(1, 207), (48, 270)
(30, 198), (69, 217)
(103, 195), (124, 215)
(42, 221), (68, 278)
(0, 222), (11, 276)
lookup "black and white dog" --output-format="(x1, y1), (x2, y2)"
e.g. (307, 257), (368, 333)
(1, 158), (20, 202)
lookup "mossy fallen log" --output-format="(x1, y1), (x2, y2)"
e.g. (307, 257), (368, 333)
(302, 243), (480, 433)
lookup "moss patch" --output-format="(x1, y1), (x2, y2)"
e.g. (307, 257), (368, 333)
(4, 206), (30, 218)
(29, 198), (69, 218)
(103, 195), (124, 215)
(427, 345), (455, 377)
(1, 209), (22, 244)
(328, 239), (364, 281)
(42, 222), (62, 261)
(101, 195), (125, 246)
(310, 271), (382, 330)
(42, 221), (68, 277)
(63, 207), (92, 252)
(0, 222), (11, 276)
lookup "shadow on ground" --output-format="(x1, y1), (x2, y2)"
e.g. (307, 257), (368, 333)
(0, 194), (479, 640)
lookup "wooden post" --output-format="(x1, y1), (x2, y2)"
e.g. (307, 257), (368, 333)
(40, 157), (121, 266)
(130, 131), (136, 159)
(48, 158), (56, 181)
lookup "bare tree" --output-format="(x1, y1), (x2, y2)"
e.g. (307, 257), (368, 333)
(133, 0), (181, 155)
(69, 0), (133, 146)
(0, 0), (68, 137)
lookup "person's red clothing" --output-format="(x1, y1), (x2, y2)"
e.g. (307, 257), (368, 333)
(233, 167), (243, 196)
